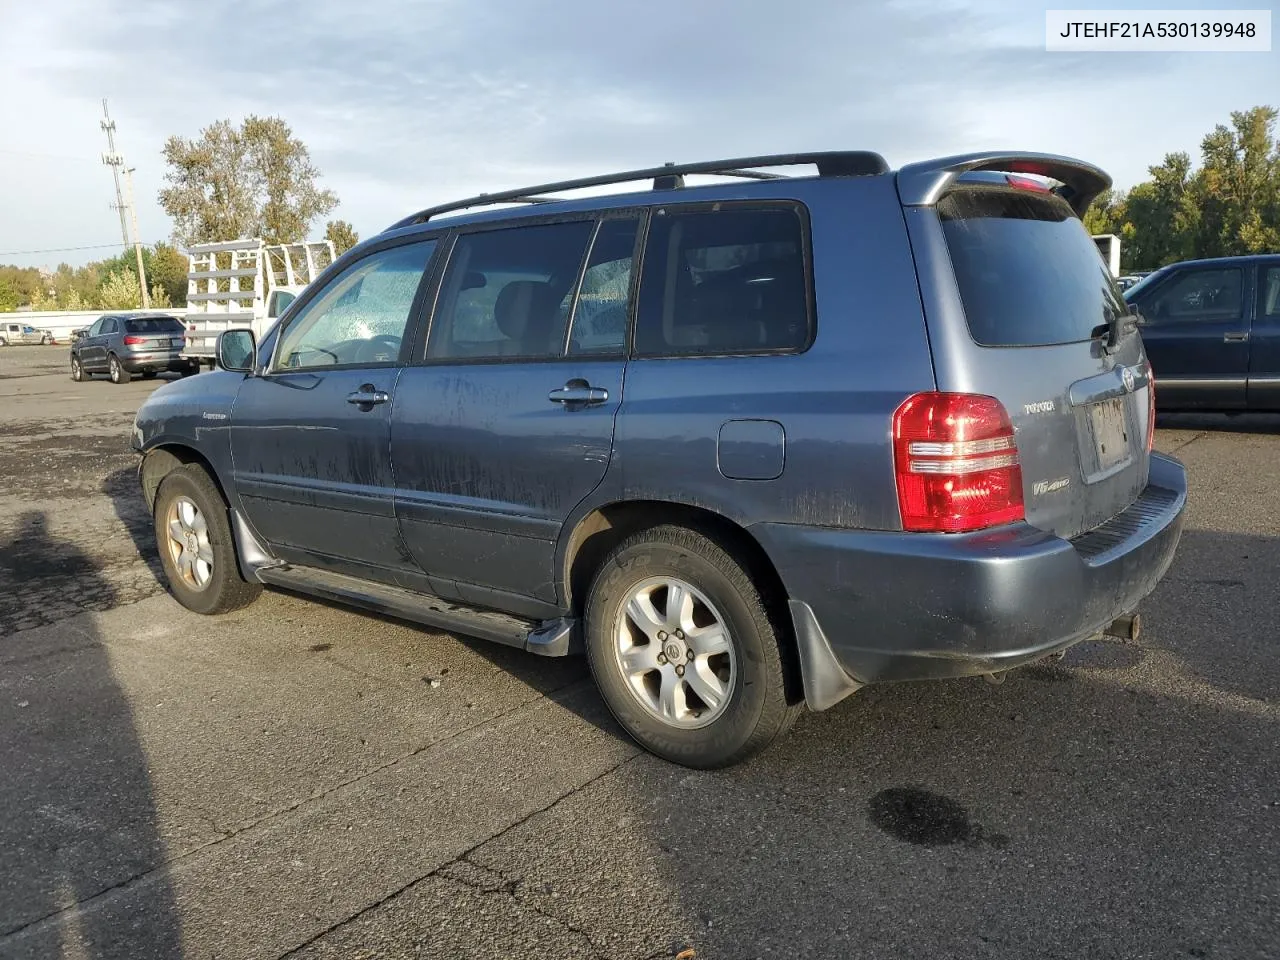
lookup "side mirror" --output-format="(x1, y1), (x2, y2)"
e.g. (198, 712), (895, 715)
(216, 329), (257, 374)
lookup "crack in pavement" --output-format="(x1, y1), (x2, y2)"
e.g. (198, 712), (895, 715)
(436, 857), (613, 960)
(277, 753), (641, 960)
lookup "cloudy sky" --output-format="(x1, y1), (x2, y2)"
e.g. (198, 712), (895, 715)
(0, 0), (1274, 268)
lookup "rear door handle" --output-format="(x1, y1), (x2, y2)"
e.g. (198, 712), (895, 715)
(548, 382), (609, 406)
(346, 385), (390, 407)
(1223, 332), (1249, 342)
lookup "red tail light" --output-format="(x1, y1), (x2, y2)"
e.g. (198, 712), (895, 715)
(1006, 174), (1051, 193)
(1146, 364), (1156, 452)
(892, 392), (1025, 533)
(123, 335), (146, 345)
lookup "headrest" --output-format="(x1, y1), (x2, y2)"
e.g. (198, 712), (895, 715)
(495, 279), (563, 342)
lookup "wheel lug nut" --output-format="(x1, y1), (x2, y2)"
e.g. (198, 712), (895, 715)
(657, 654), (667, 665)
(657, 631), (667, 641)
(675, 665), (685, 677)
(675, 630), (684, 639)
(687, 650), (694, 661)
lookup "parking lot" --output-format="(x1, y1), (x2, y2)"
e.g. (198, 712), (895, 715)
(1, 344), (1277, 959)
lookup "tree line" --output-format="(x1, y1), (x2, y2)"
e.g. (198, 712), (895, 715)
(1, 115), (359, 312)
(1084, 106), (1279, 272)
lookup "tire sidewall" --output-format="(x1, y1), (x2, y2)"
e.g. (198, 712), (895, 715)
(586, 538), (773, 767)
(153, 467), (238, 615)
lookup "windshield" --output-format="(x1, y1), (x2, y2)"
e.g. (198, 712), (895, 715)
(125, 317), (184, 334)
(1121, 268), (1168, 302)
(939, 185), (1128, 347)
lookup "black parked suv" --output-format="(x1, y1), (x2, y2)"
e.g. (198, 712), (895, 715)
(72, 312), (198, 383)
(131, 152), (1188, 768)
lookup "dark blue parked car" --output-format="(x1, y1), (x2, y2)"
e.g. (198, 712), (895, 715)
(1123, 253), (1280, 410)
(131, 151), (1188, 768)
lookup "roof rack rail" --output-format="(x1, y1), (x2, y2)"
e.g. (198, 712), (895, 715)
(387, 151), (889, 230)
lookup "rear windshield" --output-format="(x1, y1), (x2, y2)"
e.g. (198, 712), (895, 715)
(125, 317), (183, 334)
(939, 187), (1127, 347)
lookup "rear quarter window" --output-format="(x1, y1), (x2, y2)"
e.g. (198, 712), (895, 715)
(939, 186), (1127, 347)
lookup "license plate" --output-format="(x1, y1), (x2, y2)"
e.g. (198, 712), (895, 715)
(1089, 397), (1130, 470)
(155, 338), (171, 348)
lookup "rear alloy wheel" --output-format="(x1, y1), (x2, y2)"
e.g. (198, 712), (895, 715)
(153, 464), (262, 615)
(70, 355), (85, 382)
(108, 353), (131, 384)
(585, 525), (800, 768)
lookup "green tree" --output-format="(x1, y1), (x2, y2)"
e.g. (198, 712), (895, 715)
(1115, 153), (1200, 270)
(325, 219), (359, 255)
(149, 243), (189, 306)
(1195, 106), (1280, 256)
(99, 270), (141, 310)
(159, 115), (339, 246)
(0, 277), (19, 312)
(149, 283), (173, 308)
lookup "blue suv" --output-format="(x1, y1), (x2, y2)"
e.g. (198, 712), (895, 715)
(131, 151), (1188, 768)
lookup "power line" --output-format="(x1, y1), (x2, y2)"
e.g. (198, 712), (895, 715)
(0, 242), (131, 257)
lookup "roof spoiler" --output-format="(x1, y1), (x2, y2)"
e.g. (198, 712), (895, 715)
(895, 151), (1112, 217)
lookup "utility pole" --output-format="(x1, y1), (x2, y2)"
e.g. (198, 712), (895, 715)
(100, 99), (150, 308)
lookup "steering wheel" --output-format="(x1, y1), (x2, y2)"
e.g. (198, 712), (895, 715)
(354, 334), (402, 364)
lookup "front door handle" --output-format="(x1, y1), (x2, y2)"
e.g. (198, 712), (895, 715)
(346, 385), (390, 408)
(1223, 331), (1249, 343)
(548, 381), (609, 406)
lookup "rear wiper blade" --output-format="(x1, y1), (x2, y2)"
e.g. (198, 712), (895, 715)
(1092, 309), (1139, 352)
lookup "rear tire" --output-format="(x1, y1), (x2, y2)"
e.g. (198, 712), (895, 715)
(153, 465), (262, 615)
(108, 353), (131, 384)
(584, 525), (800, 769)
(70, 355), (85, 382)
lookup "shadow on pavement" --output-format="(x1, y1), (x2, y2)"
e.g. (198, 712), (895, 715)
(102, 466), (165, 587)
(0, 511), (184, 958)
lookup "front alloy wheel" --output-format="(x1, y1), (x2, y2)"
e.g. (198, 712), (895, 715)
(164, 495), (214, 591)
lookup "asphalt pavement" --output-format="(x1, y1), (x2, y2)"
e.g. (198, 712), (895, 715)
(0, 345), (1276, 960)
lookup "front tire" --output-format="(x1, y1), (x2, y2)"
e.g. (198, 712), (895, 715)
(70, 355), (85, 382)
(153, 465), (262, 615)
(108, 353), (131, 384)
(585, 525), (800, 769)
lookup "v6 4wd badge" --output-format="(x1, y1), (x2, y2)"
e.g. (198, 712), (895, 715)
(1033, 477), (1071, 496)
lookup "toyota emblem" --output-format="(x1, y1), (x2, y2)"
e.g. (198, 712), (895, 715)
(1121, 367), (1135, 393)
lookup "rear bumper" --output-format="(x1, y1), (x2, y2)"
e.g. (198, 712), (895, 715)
(122, 353), (197, 373)
(753, 453), (1188, 707)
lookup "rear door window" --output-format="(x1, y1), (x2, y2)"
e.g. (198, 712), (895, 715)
(1141, 268), (1244, 323)
(939, 186), (1127, 347)
(427, 221), (595, 361)
(567, 218), (640, 356)
(635, 205), (811, 356)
